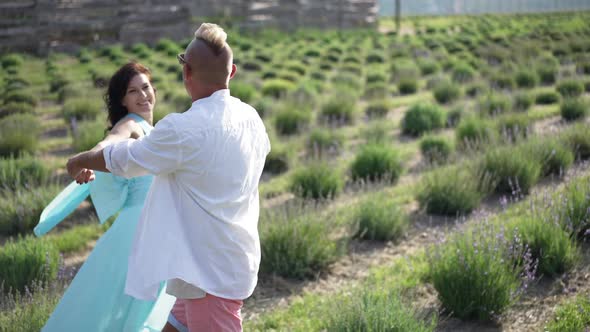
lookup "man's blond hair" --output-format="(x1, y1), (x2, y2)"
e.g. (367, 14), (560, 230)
(194, 23), (227, 55)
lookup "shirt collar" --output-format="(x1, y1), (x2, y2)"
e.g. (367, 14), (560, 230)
(192, 89), (230, 107)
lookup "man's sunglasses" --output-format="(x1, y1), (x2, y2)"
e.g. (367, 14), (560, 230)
(177, 53), (187, 66)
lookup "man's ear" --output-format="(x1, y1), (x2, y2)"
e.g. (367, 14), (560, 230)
(183, 64), (191, 82)
(229, 64), (237, 79)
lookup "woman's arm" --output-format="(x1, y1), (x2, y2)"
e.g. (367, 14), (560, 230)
(89, 118), (141, 152)
(67, 118), (143, 183)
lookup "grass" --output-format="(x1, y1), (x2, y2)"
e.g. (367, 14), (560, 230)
(418, 165), (487, 216)
(352, 195), (408, 241)
(350, 144), (403, 184)
(401, 103), (445, 136)
(0, 236), (59, 293)
(0, 280), (65, 332)
(511, 215), (578, 277)
(290, 163), (343, 200)
(546, 293), (590, 332)
(259, 204), (344, 279)
(427, 221), (531, 320)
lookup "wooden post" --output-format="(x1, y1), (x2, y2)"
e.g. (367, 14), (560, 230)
(395, 0), (401, 34)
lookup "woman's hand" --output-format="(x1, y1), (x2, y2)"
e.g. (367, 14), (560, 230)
(67, 154), (96, 184)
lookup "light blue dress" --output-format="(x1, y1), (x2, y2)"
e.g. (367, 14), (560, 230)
(34, 113), (175, 332)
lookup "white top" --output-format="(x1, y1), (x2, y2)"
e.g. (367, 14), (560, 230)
(103, 89), (271, 300)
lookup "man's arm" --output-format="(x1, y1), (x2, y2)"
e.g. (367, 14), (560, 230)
(67, 149), (107, 184)
(67, 116), (183, 183)
(66, 118), (142, 183)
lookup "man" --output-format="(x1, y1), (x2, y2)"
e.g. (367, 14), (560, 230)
(67, 23), (270, 331)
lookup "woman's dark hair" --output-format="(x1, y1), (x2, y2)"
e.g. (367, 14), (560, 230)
(104, 62), (153, 130)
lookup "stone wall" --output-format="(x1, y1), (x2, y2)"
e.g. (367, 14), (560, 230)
(0, 0), (378, 55)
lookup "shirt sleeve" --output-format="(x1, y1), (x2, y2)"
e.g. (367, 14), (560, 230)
(103, 116), (182, 178)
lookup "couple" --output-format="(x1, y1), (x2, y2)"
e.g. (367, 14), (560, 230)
(35, 23), (270, 331)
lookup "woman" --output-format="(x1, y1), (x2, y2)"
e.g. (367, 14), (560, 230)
(35, 62), (175, 331)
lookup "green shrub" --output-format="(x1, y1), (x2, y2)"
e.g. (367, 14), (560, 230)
(261, 79), (295, 98)
(513, 216), (578, 277)
(420, 135), (453, 164)
(361, 122), (389, 145)
(0, 155), (52, 190)
(285, 62), (306, 76)
(401, 103), (445, 136)
(155, 38), (180, 56)
(433, 80), (461, 104)
(274, 108), (310, 136)
(418, 59), (440, 75)
(497, 114), (532, 141)
(556, 180), (590, 240)
(0, 102), (34, 118)
(490, 73), (515, 90)
(62, 98), (102, 121)
(290, 163), (342, 199)
(0, 236), (59, 293)
(557, 80), (584, 98)
(456, 117), (495, 149)
(537, 66), (557, 85)
(514, 70), (538, 89)
(320, 95), (357, 125)
(325, 288), (436, 332)
(307, 129), (343, 157)
(466, 82), (487, 98)
(73, 119), (105, 152)
(446, 106), (463, 127)
(5, 76), (30, 91)
(535, 91), (560, 105)
(0, 184), (61, 236)
(391, 60), (420, 81)
(1, 54), (23, 69)
(230, 81), (256, 103)
(252, 97), (273, 119)
(561, 123), (590, 160)
(366, 72), (387, 84)
(577, 60), (590, 75)
(263, 145), (290, 175)
(350, 144), (402, 183)
(481, 147), (542, 195)
(366, 52), (385, 64)
(479, 94), (511, 116)
(451, 62), (475, 83)
(365, 99), (391, 119)
(242, 60), (262, 72)
(353, 197), (407, 241)
(418, 166), (486, 216)
(513, 92), (534, 112)
(130, 43), (151, 58)
(3, 91), (37, 107)
(366, 82), (391, 99)
(0, 113), (40, 157)
(259, 208), (342, 279)
(333, 73), (363, 94)
(525, 138), (574, 176)
(427, 222), (528, 320)
(560, 98), (588, 121)
(398, 78), (418, 95)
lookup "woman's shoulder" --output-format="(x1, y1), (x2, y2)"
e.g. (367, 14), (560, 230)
(112, 115), (144, 137)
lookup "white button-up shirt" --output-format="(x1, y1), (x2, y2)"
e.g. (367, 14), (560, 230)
(103, 89), (270, 300)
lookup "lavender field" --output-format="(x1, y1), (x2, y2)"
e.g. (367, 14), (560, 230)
(1, 11), (590, 331)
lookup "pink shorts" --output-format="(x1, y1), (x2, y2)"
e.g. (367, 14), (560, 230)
(168, 294), (243, 332)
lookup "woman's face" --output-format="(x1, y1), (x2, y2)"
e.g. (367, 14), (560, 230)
(121, 73), (156, 116)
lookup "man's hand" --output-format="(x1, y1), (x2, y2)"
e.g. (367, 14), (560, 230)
(67, 154), (95, 184)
